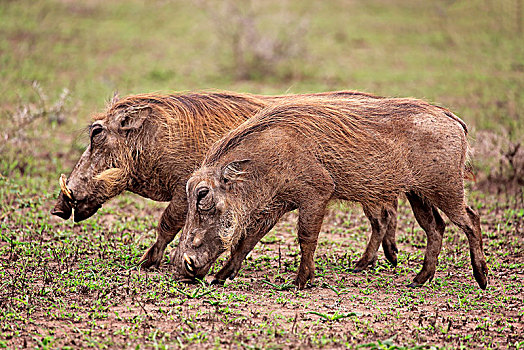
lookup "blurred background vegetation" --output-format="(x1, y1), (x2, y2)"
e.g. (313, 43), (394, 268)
(0, 0), (523, 186)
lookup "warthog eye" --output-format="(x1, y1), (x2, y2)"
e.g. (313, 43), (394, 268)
(196, 187), (214, 212)
(90, 124), (104, 143)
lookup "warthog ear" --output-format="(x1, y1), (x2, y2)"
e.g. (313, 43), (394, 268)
(110, 91), (119, 105)
(221, 159), (251, 184)
(115, 106), (152, 132)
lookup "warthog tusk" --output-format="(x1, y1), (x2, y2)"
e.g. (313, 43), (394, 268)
(183, 253), (194, 272)
(59, 174), (73, 201)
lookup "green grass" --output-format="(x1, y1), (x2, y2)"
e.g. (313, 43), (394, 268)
(3, 172), (522, 348)
(1, 0), (523, 348)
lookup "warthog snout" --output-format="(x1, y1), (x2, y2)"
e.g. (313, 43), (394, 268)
(51, 174), (103, 222)
(51, 174), (76, 220)
(175, 250), (213, 281)
(51, 191), (73, 220)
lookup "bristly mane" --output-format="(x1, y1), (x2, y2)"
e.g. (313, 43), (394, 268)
(204, 96), (466, 165)
(92, 90), (387, 151)
(91, 90), (466, 162)
(104, 92), (268, 149)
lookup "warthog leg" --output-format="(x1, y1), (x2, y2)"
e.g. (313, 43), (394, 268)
(293, 194), (334, 289)
(465, 206), (489, 289)
(294, 206), (325, 289)
(423, 186), (488, 289)
(212, 230), (271, 284)
(381, 199), (399, 266)
(212, 206), (290, 284)
(406, 192), (446, 287)
(290, 162), (334, 289)
(139, 200), (186, 268)
(352, 204), (395, 272)
(445, 205), (488, 289)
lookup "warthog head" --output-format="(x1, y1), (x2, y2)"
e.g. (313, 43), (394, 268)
(51, 102), (154, 222)
(172, 160), (253, 280)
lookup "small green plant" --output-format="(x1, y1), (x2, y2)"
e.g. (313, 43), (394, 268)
(307, 310), (362, 322)
(261, 280), (295, 291)
(357, 337), (439, 349)
(175, 283), (214, 300)
(322, 282), (352, 296)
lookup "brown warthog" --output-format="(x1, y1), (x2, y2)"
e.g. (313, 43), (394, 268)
(51, 90), (401, 269)
(173, 97), (488, 290)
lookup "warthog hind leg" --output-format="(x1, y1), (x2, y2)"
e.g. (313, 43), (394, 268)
(445, 205), (488, 289)
(465, 206), (489, 289)
(406, 192), (446, 288)
(352, 204), (394, 272)
(381, 199), (399, 266)
(427, 185), (488, 289)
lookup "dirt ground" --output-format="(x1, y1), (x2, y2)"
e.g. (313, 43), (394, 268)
(1, 182), (523, 349)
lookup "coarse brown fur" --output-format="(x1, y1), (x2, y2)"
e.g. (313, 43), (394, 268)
(174, 96), (488, 290)
(51, 90), (400, 269)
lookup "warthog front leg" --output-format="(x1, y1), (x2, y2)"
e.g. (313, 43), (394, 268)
(212, 230), (269, 285)
(294, 198), (332, 289)
(294, 166), (335, 289)
(213, 205), (291, 284)
(139, 200), (186, 268)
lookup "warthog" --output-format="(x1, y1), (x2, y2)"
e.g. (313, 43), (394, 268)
(173, 97), (489, 289)
(51, 90), (401, 269)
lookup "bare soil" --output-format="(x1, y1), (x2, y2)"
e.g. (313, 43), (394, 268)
(1, 185), (523, 349)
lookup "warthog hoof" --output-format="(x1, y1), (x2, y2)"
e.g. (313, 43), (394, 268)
(210, 278), (225, 286)
(138, 244), (163, 269)
(383, 244), (398, 267)
(473, 262), (488, 290)
(294, 268), (315, 290)
(350, 255), (378, 273)
(407, 281), (423, 288)
(349, 266), (366, 273)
